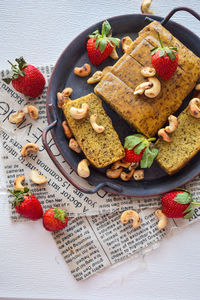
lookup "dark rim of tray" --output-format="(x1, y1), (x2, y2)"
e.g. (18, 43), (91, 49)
(45, 12), (200, 196)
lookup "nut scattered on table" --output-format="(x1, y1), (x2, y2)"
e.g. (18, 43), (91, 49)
(9, 110), (25, 124)
(141, 0), (154, 14)
(120, 210), (141, 229)
(14, 175), (26, 191)
(30, 170), (47, 185)
(21, 143), (39, 157)
(155, 209), (168, 230)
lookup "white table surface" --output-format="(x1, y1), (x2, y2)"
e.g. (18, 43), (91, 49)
(0, 1), (200, 299)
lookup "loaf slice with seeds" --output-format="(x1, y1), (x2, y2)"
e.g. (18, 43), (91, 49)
(62, 93), (125, 168)
(155, 107), (200, 175)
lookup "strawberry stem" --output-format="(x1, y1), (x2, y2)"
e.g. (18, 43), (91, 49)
(157, 32), (164, 48)
(148, 137), (156, 142)
(191, 202), (200, 205)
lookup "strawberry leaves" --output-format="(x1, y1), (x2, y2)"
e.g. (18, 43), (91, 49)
(53, 207), (67, 223)
(2, 57), (27, 84)
(8, 187), (30, 208)
(151, 32), (178, 61)
(173, 191), (192, 205)
(89, 20), (119, 53)
(124, 134), (158, 168)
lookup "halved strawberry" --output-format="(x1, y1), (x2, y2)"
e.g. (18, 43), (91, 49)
(124, 134), (158, 168)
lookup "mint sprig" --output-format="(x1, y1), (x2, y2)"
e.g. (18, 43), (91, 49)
(124, 134), (158, 168)
(89, 20), (119, 53)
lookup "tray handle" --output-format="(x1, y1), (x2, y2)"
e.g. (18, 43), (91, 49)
(161, 7), (200, 26)
(42, 104), (122, 194)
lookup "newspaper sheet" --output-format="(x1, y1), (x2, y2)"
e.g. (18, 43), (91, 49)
(1, 65), (200, 281)
(0, 65), (162, 220)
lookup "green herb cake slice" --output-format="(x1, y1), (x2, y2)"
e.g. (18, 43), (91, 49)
(62, 93), (125, 168)
(155, 107), (200, 175)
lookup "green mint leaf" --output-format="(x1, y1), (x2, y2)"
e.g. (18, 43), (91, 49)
(159, 49), (165, 57)
(124, 134), (146, 150)
(140, 148), (158, 168)
(184, 207), (194, 219)
(102, 20), (111, 37)
(98, 39), (107, 53)
(174, 192), (192, 204)
(134, 142), (146, 154)
(2, 78), (12, 84)
(109, 37), (120, 47)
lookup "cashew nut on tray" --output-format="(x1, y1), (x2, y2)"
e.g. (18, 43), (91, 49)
(69, 138), (82, 153)
(106, 167), (123, 179)
(189, 98), (200, 118)
(120, 210), (141, 229)
(87, 71), (103, 84)
(77, 159), (90, 178)
(74, 63), (91, 77)
(144, 77), (161, 98)
(141, 66), (156, 77)
(120, 168), (135, 181)
(121, 36), (132, 53)
(90, 114), (105, 133)
(69, 103), (89, 119)
(14, 176), (26, 191)
(62, 121), (73, 139)
(111, 160), (131, 170)
(21, 143), (39, 157)
(158, 128), (171, 142)
(133, 169), (144, 181)
(155, 209), (168, 230)
(165, 115), (178, 133)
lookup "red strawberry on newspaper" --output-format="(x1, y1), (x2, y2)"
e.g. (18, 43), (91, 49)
(123, 134), (158, 168)
(43, 207), (68, 231)
(8, 187), (43, 220)
(2, 57), (45, 97)
(151, 32), (178, 81)
(161, 190), (200, 219)
(87, 20), (119, 66)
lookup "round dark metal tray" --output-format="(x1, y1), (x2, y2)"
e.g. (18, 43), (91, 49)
(42, 7), (200, 196)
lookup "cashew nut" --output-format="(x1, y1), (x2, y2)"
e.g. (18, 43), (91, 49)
(9, 110), (25, 124)
(69, 138), (82, 153)
(121, 36), (133, 53)
(74, 63), (91, 77)
(189, 98), (200, 118)
(133, 169), (144, 181)
(128, 161), (139, 170)
(158, 128), (171, 142)
(111, 160), (131, 170)
(77, 159), (90, 178)
(144, 77), (161, 98)
(195, 83), (200, 91)
(62, 121), (73, 139)
(141, 66), (156, 77)
(69, 103), (89, 119)
(155, 209), (168, 230)
(165, 115), (178, 133)
(90, 114), (105, 133)
(106, 167), (123, 179)
(30, 170), (47, 185)
(14, 175), (26, 191)
(141, 0), (154, 14)
(120, 210), (141, 229)
(110, 46), (119, 60)
(62, 87), (73, 97)
(102, 66), (113, 76)
(87, 71), (103, 84)
(120, 168), (135, 181)
(57, 92), (71, 108)
(27, 105), (38, 119)
(21, 143), (39, 157)
(134, 81), (153, 95)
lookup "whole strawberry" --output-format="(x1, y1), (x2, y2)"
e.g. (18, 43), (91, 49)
(87, 20), (119, 66)
(8, 187), (43, 220)
(161, 190), (200, 219)
(43, 207), (68, 231)
(151, 32), (178, 81)
(3, 57), (45, 97)
(123, 134), (158, 168)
